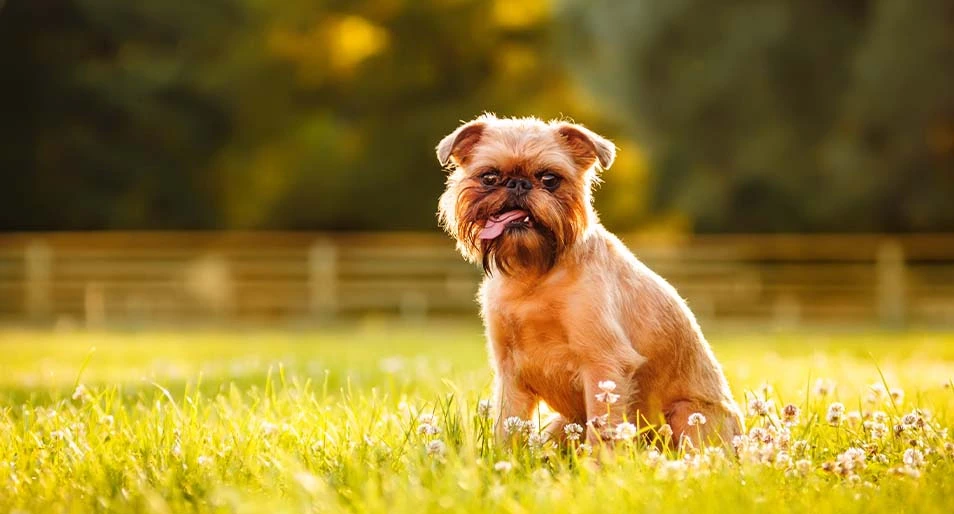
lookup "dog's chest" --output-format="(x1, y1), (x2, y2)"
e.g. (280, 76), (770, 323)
(490, 299), (586, 415)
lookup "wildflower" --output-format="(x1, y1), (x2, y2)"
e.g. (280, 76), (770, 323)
(655, 459), (688, 480)
(780, 404), (800, 425)
(892, 466), (921, 478)
(865, 383), (888, 404)
(527, 432), (548, 449)
(418, 413), (437, 425)
(595, 391), (620, 404)
(477, 400), (492, 418)
(426, 440), (446, 457)
(795, 459), (812, 475)
(417, 423), (440, 436)
(587, 414), (608, 431)
(813, 379), (835, 397)
(564, 423), (585, 441)
(890, 388), (905, 405)
(748, 399), (772, 417)
(645, 449), (664, 467)
(864, 421), (888, 439)
(71, 384), (89, 402)
(578, 443), (593, 456)
(687, 413), (707, 427)
(615, 422), (637, 440)
(493, 461), (513, 473)
(903, 448), (925, 468)
(597, 380), (617, 393)
(826, 402), (845, 426)
(846, 411), (862, 428)
(99, 415), (115, 427)
(870, 411), (888, 423)
(502, 416), (524, 437)
(657, 424), (674, 439)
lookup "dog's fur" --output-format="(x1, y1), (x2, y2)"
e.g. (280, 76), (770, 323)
(436, 114), (743, 447)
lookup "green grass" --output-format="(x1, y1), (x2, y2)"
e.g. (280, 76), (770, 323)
(2, 326), (954, 513)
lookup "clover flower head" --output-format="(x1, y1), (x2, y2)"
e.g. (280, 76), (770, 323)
(493, 461), (513, 472)
(826, 402), (845, 426)
(782, 404), (800, 424)
(595, 392), (621, 404)
(563, 423), (585, 441)
(615, 422), (638, 440)
(687, 412), (707, 427)
(597, 380), (617, 393)
(426, 440), (446, 457)
(903, 448), (925, 468)
(748, 398), (772, 417)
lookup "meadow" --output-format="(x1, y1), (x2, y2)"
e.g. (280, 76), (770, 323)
(2, 325), (954, 513)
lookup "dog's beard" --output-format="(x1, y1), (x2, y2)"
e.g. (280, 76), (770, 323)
(443, 185), (587, 276)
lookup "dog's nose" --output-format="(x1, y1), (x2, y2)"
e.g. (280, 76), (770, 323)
(505, 178), (532, 195)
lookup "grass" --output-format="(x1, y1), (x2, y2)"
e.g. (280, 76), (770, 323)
(2, 325), (954, 513)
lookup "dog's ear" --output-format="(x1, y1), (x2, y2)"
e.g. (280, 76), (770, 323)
(437, 120), (486, 168)
(555, 123), (616, 170)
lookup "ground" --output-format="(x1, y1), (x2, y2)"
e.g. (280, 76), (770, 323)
(2, 325), (954, 513)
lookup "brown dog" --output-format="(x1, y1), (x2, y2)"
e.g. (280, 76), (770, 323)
(436, 114), (743, 448)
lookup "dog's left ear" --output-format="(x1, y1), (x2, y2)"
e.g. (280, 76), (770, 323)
(437, 120), (486, 168)
(555, 123), (616, 170)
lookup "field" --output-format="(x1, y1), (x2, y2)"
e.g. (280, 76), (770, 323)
(2, 326), (954, 513)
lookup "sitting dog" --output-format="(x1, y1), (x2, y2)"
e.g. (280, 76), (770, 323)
(436, 114), (742, 447)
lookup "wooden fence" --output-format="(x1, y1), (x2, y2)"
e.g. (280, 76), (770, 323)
(1, 232), (954, 327)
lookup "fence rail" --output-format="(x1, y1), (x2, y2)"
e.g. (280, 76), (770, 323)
(2, 232), (954, 327)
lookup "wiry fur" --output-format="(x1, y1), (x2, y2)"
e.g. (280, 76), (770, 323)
(437, 114), (743, 448)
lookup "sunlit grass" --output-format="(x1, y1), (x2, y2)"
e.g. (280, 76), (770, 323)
(2, 326), (954, 513)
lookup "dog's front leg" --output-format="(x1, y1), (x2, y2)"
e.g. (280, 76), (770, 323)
(492, 369), (537, 444)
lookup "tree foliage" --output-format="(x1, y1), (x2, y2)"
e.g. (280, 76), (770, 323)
(562, 0), (954, 232)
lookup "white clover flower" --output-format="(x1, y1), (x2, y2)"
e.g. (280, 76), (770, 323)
(775, 451), (793, 469)
(687, 413), (707, 427)
(477, 400), (492, 418)
(615, 422), (637, 440)
(493, 461), (513, 473)
(597, 380), (617, 393)
(864, 421), (888, 439)
(563, 423), (584, 441)
(418, 413), (437, 425)
(778, 404), (799, 425)
(417, 423), (441, 436)
(426, 440), (446, 457)
(657, 424), (674, 439)
(903, 448), (925, 468)
(865, 383), (888, 404)
(99, 415), (115, 427)
(527, 432), (548, 449)
(71, 384), (89, 402)
(901, 413), (918, 427)
(871, 411), (888, 423)
(826, 402), (845, 426)
(502, 416), (524, 436)
(890, 388), (905, 405)
(595, 392), (620, 404)
(846, 411), (862, 428)
(795, 459), (812, 475)
(748, 398), (773, 417)
(813, 379), (835, 397)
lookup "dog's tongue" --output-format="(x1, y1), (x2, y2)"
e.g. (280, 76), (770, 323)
(479, 210), (528, 240)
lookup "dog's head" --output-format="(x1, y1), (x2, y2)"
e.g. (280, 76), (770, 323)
(436, 114), (615, 276)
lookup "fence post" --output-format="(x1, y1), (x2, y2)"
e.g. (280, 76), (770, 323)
(25, 240), (53, 321)
(876, 240), (906, 328)
(309, 239), (338, 322)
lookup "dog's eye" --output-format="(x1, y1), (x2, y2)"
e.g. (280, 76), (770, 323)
(539, 172), (562, 190)
(480, 172), (499, 186)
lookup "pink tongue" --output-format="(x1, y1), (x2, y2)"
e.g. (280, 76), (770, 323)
(479, 210), (528, 240)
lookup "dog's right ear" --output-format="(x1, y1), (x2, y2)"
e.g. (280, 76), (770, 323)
(436, 120), (486, 168)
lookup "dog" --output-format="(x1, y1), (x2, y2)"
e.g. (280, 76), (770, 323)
(436, 114), (743, 448)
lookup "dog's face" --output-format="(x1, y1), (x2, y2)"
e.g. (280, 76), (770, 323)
(437, 114), (615, 275)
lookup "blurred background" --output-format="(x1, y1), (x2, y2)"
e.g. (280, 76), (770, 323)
(1, 0), (953, 329)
